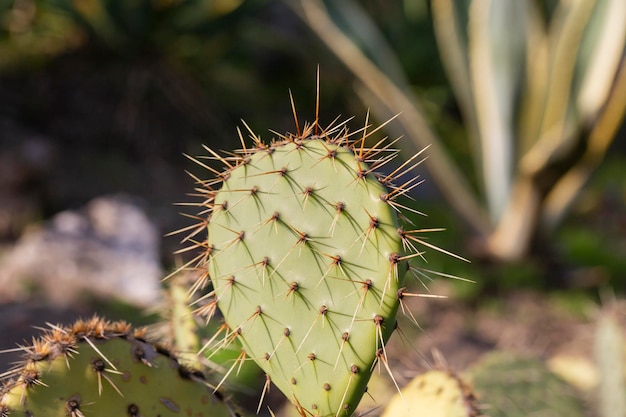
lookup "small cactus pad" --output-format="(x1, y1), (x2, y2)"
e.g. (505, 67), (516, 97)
(195, 116), (428, 417)
(0, 316), (239, 417)
(380, 370), (479, 417)
(467, 351), (586, 417)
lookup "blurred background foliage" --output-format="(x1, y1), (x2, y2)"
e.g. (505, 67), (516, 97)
(0, 0), (625, 301)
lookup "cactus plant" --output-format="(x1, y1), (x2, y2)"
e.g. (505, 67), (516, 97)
(0, 316), (240, 417)
(380, 369), (479, 417)
(184, 95), (444, 417)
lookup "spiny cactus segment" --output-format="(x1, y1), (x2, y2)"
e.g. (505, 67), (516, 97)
(180, 90), (450, 417)
(0, 316), (240, 417)
(381, 369), (480, 417)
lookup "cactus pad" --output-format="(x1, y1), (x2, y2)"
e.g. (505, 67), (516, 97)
(192, 114), (430, 417)
(380, 370), (479, 417)
(466, 351), (586, 417)
(0, 316), (239, 417)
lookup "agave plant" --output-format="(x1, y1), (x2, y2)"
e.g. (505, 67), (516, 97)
(288, 0), (626, 263)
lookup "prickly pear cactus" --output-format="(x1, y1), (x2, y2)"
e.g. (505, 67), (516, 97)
(380, 370), (479, 417)
(195, 115), (429, 416)
(0, 316), (239, 417)
(467, 351), (586, 417)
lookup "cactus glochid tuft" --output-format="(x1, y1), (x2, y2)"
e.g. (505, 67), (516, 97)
(0, 316), (239, 417)
(182, 91), (449, 417)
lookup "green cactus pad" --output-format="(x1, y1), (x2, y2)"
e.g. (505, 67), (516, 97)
(0, 316), (239, 417)
(466, 351), (586, 417)
(199, 119), (424, 416)
(380, 370), (479, 417)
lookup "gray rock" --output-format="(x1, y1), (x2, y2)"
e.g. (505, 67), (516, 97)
(0, 195), (163, 307)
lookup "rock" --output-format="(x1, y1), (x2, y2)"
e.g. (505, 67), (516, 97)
(0, 195), (162, 307)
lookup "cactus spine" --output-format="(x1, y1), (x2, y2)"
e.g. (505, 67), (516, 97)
(0, 316), (239, 417)
(187, 99), (434, 417)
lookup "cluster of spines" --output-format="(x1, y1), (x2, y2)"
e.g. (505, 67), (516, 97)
(1, 317), (140, 394)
